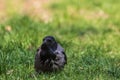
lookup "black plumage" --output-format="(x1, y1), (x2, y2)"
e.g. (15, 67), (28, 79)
(34, 36), (67, 73)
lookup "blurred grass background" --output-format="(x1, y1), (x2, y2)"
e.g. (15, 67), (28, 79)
(0, 0), (120, 80)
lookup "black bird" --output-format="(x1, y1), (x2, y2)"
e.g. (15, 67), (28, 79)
(34, 36), (67, 73)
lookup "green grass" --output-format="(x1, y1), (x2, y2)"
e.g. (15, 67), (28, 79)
(0, 0), (120, 80)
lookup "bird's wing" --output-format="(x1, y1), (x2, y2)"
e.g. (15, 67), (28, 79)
(53, 44), (67, 67)
(56, 44), (64, 52)
(34, 48), (42, 72)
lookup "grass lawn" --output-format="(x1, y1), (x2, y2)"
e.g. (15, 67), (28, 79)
(0, 0), (120, 80)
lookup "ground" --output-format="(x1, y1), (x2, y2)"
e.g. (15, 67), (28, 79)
(0, 0), (120, 80)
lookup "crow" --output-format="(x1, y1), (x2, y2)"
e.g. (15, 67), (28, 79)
(34, 36), (67, 73)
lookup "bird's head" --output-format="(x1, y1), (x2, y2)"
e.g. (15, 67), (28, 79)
(41, 36), (57, 50)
